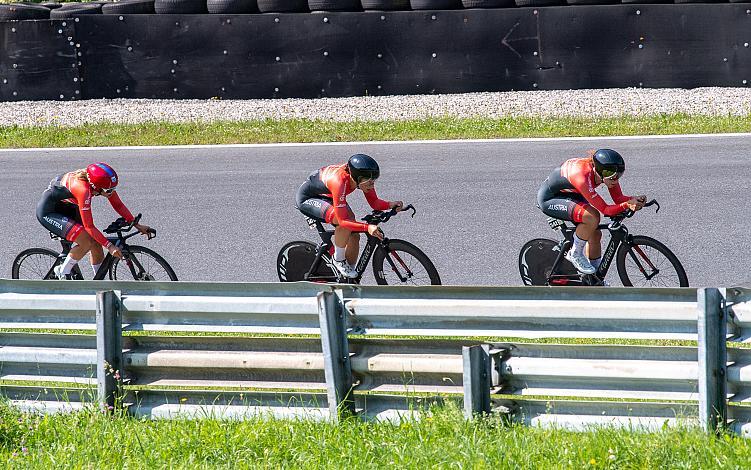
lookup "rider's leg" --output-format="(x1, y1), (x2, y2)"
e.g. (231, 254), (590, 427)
(345, 232), (360, 266)
(59, 231), (94, 276)
(586, 229), (603, 266)
(333, 225), (351, 262)
(89, 242), (106, 276)
(574, 206), (599, 253)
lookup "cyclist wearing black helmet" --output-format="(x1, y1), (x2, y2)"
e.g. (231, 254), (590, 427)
(295, 154), (403, 278)
(537, 149), (646, 275)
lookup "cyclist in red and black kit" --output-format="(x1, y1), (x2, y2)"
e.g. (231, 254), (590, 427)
(36, 162), (151, 279)
(537, 149), (647, 275)
(296, 154), (403, 278)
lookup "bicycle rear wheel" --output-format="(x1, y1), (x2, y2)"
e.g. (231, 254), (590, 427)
(616, 235), (688, 287)
(277, 241), (336, 282)
(12, 248), (83, 280)
(108, 246), (178, 281)
(518, 238), (577, 286)
(372, 239), (441, 286)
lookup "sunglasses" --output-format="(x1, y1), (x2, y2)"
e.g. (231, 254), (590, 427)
(601, 169), (623, 180)
(93, 186), (115, 195)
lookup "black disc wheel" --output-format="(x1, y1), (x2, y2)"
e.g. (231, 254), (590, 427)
(616, 236), (688, 287)
(108, 246), (177, 281)
(372, 239), (440, 286)
(12, 248), (83, 280)
(277, 241), (336, 282)
(518, 238), (578, 286)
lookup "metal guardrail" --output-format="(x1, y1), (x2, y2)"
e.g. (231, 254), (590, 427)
(0, 280), (749, 435)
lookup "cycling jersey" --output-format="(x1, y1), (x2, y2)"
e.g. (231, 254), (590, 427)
(295, 163), (390, 232)
(538, 157), (631, 222)
(36, 173), (134, 248)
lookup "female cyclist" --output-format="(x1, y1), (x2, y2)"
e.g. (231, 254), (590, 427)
(537, 149), (646, 274)
(36, 162), (151, 279)
(295, 154), (403, 278)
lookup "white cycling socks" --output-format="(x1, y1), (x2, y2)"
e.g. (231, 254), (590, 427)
(572, 234), (587, 256)
(60, 255), (78, 275)
(333, 245), (346, 262)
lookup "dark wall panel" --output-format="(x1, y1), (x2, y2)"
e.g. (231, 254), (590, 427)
(0, 21), (79, 101)
(2, 5), (751, 100)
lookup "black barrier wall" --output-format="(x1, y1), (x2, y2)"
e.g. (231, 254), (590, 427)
(1, 5), (751, 100)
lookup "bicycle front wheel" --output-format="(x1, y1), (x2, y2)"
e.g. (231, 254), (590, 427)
(109, 246), (178, 281)
(372, 239), (441, 286)
(12, 248), (83, 280)
(616, 235), (688, 287)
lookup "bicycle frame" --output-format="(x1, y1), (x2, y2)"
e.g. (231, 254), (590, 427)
(303, 221), (384, 283)
(547, 220), (628, 285)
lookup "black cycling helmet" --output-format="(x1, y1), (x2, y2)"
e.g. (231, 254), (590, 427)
(347, 153), (380, 182)
(592, 149), (625, 180)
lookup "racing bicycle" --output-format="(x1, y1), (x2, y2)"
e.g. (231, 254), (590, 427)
(277, 204), (441, 285)
(518, 200), (688, 287)
(12, 214), (178, 281)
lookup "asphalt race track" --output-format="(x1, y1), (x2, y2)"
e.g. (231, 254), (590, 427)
(1, 134), (748, 287)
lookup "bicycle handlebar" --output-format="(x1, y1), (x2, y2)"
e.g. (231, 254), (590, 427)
(611, 199), (660, 222)
(103, 213), (157, 239)
(361, 204), (416, 225)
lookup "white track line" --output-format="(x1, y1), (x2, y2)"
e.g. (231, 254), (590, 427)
(1, 132), (749, 153)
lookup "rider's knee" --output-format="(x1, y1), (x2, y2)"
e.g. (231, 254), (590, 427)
(581, 206), (600, 225)
(350, 232), (361, 242)
(74, 232), (93, 249)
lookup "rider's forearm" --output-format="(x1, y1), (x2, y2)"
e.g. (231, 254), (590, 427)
(108, 192), (135, 222)
(363, 189), (390, 211)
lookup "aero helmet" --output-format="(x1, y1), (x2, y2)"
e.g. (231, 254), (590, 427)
(347, 154), (380, 182)
(592, 149), (625, 180)
(86, 162), (119, 191)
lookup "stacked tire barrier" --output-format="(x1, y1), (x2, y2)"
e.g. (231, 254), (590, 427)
(1, 3), (750, 100)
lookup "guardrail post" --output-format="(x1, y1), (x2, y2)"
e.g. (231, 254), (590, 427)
(96, 290), (123, 411)
(698, 287), (727, 433)
(318, 290), (355, 422)
(463, 344), (491, 418)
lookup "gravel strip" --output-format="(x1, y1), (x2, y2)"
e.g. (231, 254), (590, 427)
(2, 88), (751, 127)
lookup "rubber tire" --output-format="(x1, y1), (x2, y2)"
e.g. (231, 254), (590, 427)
(41, 2), (64, 9)
(102, 0), (156, 14)
(108, 245), (178, 281)
(410, 0), (461, 8)
(515, 0), (563, 6)
(517, 238), (579, 286)
(621, 0), (671, 3)
(0, 4), (51, 19)
(257, 0), (307, 12)
(308, 0), (359, 10)
(462, 0), (514, 7)
(372, 239), (441, 286)
(361, 0), (409, 8)
(154, 0), (207, 13)
(674, 0), (723, 3)
(12, 248), (83, 280)
(50, 3), (102, 17)
(616, 235), (688, 288)
(568, 0), (618, 4)
(207, 0), (258, 12)
(277, 240), (336, 282)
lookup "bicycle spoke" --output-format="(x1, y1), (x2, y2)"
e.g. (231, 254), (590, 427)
(623, 244), (680, 287)
(382, 250), (432, 286)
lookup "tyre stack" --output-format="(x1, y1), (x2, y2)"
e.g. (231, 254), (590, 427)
(0, 3), (52, 20)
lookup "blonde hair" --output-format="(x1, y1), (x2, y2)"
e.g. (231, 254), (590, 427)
(584, 149), (596, 162)
(70, 169), (88, 182)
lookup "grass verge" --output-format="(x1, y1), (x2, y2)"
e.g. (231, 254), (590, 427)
(0, 402), (749, 468)
(1, 114), (750, 148)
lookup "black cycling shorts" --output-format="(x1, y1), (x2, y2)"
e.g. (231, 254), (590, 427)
(295, 181), (354, 224)
(36, 188), (84, 242)
(537, 187), (589, 223)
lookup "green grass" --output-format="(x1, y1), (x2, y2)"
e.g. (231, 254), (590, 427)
(1, 114), (750, 148)
(0, 402), (749, 468)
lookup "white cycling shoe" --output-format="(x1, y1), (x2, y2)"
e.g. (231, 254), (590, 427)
(332, 259), (358, 279)
(565, 251), (596, 275)
(53, 265), (72, 280)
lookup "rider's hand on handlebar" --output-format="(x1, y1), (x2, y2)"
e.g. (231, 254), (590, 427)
(390, 201), (404, 212)
(626, 198), (643, 212)
(135, 223), (151, 236)
(368, 224), (384, 240)
(107, 244), (123, 259)
(635, 195), (647, 209)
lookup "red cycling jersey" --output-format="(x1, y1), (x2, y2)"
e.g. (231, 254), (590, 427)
(557, 157), (631, 216)
(60, 172), (135, 247)
(317, 163), (390, 232)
